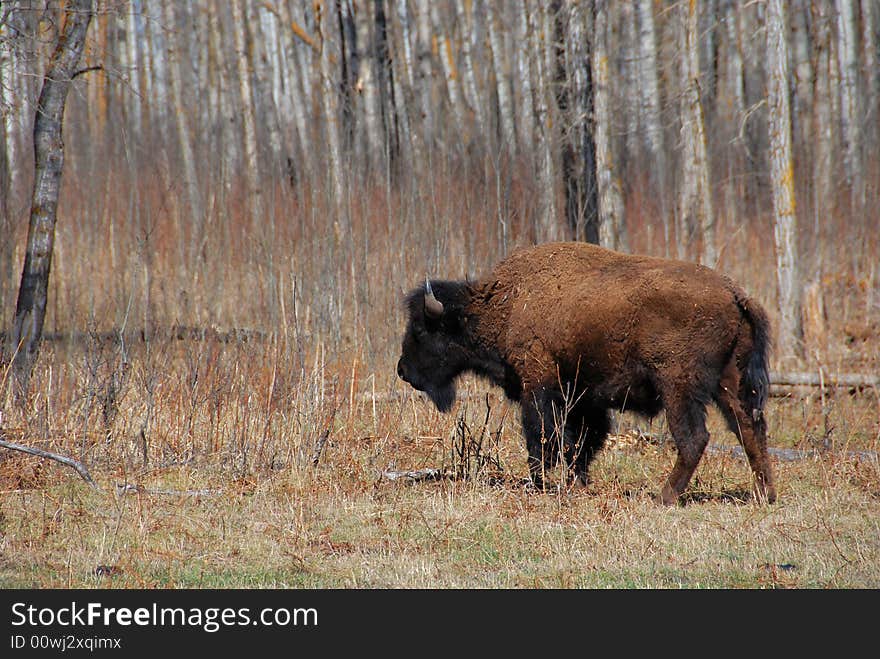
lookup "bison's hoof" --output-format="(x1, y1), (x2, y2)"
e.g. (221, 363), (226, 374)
(659, 485), (680, 506)
(757, 485), (777, 504)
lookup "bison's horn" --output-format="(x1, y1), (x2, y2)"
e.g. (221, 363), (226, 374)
(424, 279), (444, 318)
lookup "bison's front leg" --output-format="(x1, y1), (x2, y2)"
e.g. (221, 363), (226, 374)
(520, 390), (559, 491)
(564, 408), (611, 487)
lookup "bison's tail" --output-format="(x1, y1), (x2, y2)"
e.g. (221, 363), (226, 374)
(735, 292), (771, 418)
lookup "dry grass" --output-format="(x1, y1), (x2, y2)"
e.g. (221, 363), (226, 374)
(1, 166), (879, 589)
(1, 342), (878, 589)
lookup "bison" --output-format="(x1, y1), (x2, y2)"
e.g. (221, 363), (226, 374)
(396, 241), (776, 505)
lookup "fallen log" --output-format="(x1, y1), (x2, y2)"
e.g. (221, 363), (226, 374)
(770, 371), (878, 394)
(771, 371), (878, 387)
(382, 468), (443, 482)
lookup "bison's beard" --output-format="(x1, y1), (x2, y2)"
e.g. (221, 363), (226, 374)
(427, 382), (456, 413)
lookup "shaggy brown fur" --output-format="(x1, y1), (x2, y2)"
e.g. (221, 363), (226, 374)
(397, 242), (775, 505)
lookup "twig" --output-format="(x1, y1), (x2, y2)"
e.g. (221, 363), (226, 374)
(0, 435), (101, 491)
(72, 64), (103, 79)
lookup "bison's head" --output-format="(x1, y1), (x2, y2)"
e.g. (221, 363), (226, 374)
(397, 280), (470, 413)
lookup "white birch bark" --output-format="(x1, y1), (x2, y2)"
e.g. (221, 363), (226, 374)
(0, 20), (22, 214)
(593, 0), (627, 251)
(396, 0), (415, 89)
(126, 0), (143, 138)
(455, 0), (484, 137)
(835, 0), (862, 202)
(766, 0), (803, 360)
(388, 6), (413, 170)
(790, 3), (813, 149)
(251, 3), (286, 165)
(144, 0), (167, 140)
(533, 2), (559, 242)
(231, 0), (262, 220)
(516, 0), (535, 156)
(279, 0), (313, 177)
(413, 0), (435, 150)
(862, 0), (877, 146)
(810, 1), (834, 225)
(636, 0), (663, 161)
(316, 0), (345, 217)
(678, 0), (715, 266)
(163, 1), (203, 233)
(620, 3), (640, 162)
(430, 2), (468, 141)
(208, 6), (239, 167)
(486, 0), (516, 154)
(351, 2), (382, 170)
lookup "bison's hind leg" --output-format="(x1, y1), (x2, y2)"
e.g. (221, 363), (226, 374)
(714, 362), (777, 503)
(564, 408), (610, 487)
(660, 395), (711, 506)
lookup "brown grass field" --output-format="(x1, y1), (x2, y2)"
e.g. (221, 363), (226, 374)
(1, 172), (879, 589)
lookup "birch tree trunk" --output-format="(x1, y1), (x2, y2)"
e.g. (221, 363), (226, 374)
(144, 0), (167, 144)
(560, 1), (598, 244)
(374, 0), (401, 175)
(533, 2), (559, 243)
(352, 2), (383, 174)
(0, 14), (21, 220)
(516, 1), (535, 157)
(231, 0), (263, 221)
(163, 1), (203, 251)
(413, 0), (435, 153)
(8, 0), (93, 387)
(316, 0), (345, 219)
(486, 1), (516, 155)
(251, 3), (288, 170)
(126, 0), (143, 139)
(767, 0), (804, 361)
(862, 0), (878, 151)
(636, 0), (663, 163)
(835, 0), (862, 204)
(635, 0), (667, 252)
(678, 0), (715, 265)
(431, 2), (468, 147)
(279, 0), (314, 181)
(593, 0), (627, 251)
(0, 19), (17, 318)
(455, 0), (484, 140)
(810, 1), (835, 235)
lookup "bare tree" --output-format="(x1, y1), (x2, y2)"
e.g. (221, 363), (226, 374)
(810, 1), (835, 233)
(8, 0), (94, 387)
(231, 0), (263, 221)
(767, 0), (804, 360)
(533, 2), (560, 243)
(862, 0), (878, 151)
(486, 1), (516, 154)
(594, 0), (627, 250)
(558, 1), (598, 244)
(316, 0), (345, 218)
(678, 0), (715, 265)
(835, 0), (863, 205)
(163, 0), (203, 260)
